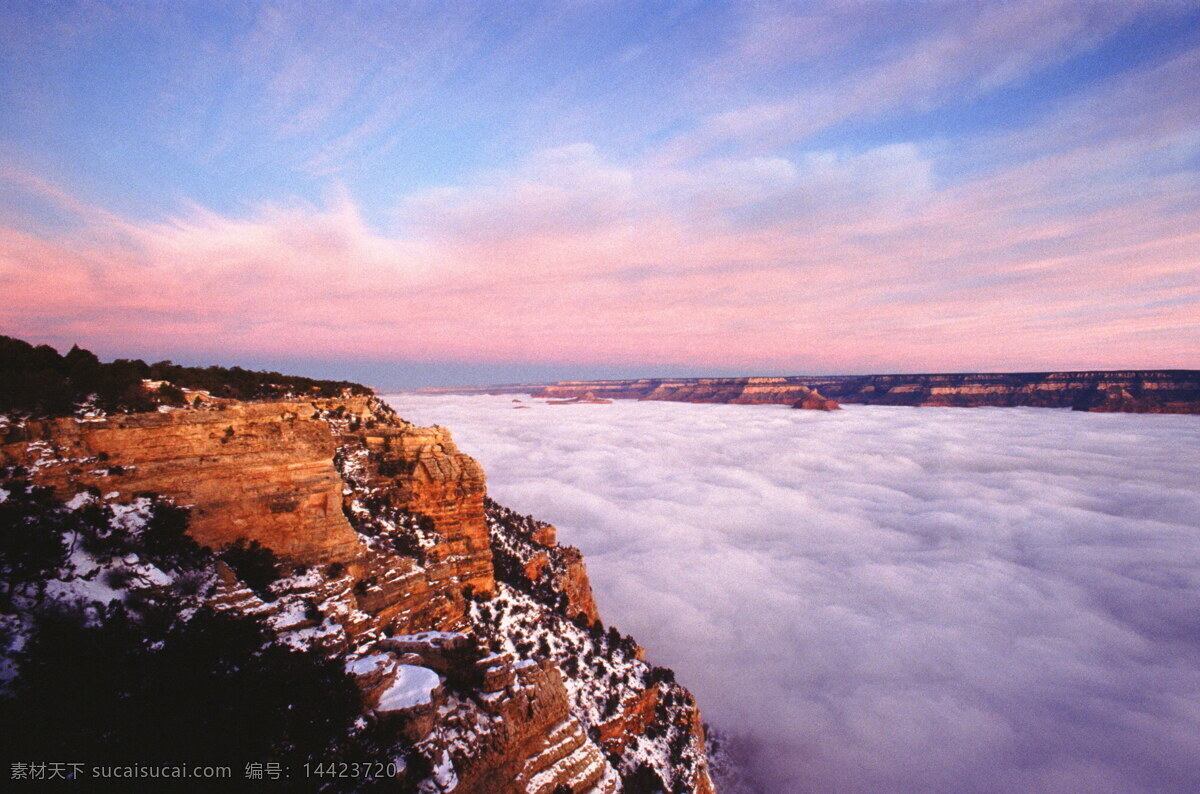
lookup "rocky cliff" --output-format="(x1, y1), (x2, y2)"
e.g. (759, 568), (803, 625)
(0, 391), (714, 792)
(525, 370), (1200, 413)
(2, 402), (360, 564)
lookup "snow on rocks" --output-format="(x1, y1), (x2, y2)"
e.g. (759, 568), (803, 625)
(395, 630), (467, 646)
(270, 567), (325, 590)
(377, 632), (473, 666)
(417, 747), (458, 793)
(209, 560), (361, 654)
(108, 497), (154, 534)
(277, 619), (345, 652)
(65, 491), (95, 510)
(44, 528), (172, 607)
(74, 394), (105, 420)
(345, 653), (394, 677)
(376, 665), (442, 712)
(265, 599), (314, 631)
(468, 583), (708, 791)
(23, 440), (60, 472)
(519, 716), (618, 794)
(22, 492), (177, 610)
(344, 649), (445, 743)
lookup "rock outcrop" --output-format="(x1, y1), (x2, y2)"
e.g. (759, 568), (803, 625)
(335, 412), (495, 599)
(0, 401), (360, 563)
(484, 499), (601, 626)
(805, 371), (1200, 412)
(364, 631), (621, 794)
(643, 377), (839, 409)
(792, 390), (841, 411)
(547, 391), (613, 406)
(0, 396), (502, 638)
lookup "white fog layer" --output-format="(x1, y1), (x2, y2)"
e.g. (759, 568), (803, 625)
(388, 394), (1200, 793)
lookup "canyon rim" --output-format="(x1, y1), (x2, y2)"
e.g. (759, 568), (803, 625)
(3, 2), (1199, 792)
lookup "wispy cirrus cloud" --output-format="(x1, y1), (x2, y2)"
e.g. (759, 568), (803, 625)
(661, 0), (1160, 160)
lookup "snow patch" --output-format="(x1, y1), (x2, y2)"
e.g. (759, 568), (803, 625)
(65, 491), (95, 510)
(376, 665), (441, 712)
(265, 601), (310, 631)
(424, 749), (457, 792)
(108, 498), (153, 533)
(345, 653), (394, 676)
(397, 630), (464, 644)
(277, 620), (344, 651)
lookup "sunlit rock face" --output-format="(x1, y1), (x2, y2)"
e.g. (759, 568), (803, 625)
(485, 499), (601, 627)
(0, 397), (494, 634)
(1, 393), (715, 791)
(363, 422), (495, 596)
(791, 390), (841, 411)
(0, 401), (360, 563)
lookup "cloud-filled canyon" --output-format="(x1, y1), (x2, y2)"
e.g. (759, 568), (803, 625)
(391, 394), (1200, 793)
(3, 2), (1198, 790)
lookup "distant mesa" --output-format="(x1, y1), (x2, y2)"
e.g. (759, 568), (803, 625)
(547, 390), (613, 406)
(538, 378), (841, 409)
(793, 388), (841, 411)
(426, 371), (1200, 415)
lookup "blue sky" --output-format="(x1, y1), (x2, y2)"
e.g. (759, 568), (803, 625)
(1, 1), (1198, 386)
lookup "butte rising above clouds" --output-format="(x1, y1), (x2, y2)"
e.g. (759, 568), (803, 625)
(390, 394), (1200, 794)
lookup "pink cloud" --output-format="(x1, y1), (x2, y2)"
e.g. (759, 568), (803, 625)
(2, 43), (1198, 378)
(399, 144), (637, 246)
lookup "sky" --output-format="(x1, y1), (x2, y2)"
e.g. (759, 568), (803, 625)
(391, 393), (1200, 793)
(0, 1), (1198, 387)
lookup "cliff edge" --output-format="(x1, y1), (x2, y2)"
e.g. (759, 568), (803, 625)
(0, 338), (715, 793)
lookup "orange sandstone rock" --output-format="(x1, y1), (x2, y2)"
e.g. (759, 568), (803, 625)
(792, 388), (841, 411)
(558, 547), (601, 626)
(598, 685), (660, 755)
(1, 402), (359, 563)
(531, 523), (557, 547)
(353, 422), (495, 597)
(0, 397), (497, 636)
(525, 551), (550, 582)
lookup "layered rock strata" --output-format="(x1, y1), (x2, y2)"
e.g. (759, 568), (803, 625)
(643, 377), (838, 409)
(525, 370), (1200, 413)
(358, 631), (621, 793)
(0, 402), (359, 563)
(0, 397), (494, 637)
(534, 377), (840, 409)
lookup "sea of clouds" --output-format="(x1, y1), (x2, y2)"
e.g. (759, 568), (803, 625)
(387, 394), (1200, 793)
